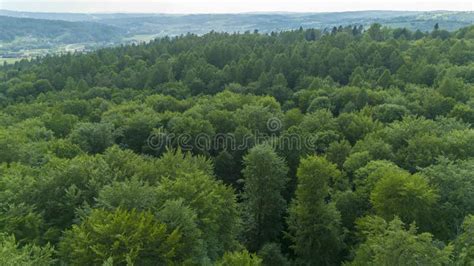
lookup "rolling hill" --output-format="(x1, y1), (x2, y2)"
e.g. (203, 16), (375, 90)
(0, 10), (472, 62)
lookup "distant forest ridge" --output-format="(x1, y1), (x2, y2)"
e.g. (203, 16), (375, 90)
(0, 10), (472, 61)
(0, 16), (124, 43)
(1, 10), (473, 35)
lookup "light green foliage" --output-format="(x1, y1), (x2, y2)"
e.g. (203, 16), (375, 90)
(48, 139), (83, 159)
(0, 234), (55, 266)
(0, 119), (53, 165)
(96, 176), (209, 263)
(154, 148), (214, 179)
(59, 208), (181, 265)
(353, 160), (399, 197)
(216, 250), (262, 266)
(370, 166), (438, 230)
(348, 216), (452, 266)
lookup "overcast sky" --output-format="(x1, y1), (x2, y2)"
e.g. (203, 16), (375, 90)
(1, 0), (473, 14)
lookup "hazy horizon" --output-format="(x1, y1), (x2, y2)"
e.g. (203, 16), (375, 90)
(1, 0), (473, 14)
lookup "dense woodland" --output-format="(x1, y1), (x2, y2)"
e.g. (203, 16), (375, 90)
(0, 23), (473, 265)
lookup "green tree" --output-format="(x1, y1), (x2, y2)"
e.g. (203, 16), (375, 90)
(32, 155), (115, 236)
(449, 104), (474, 124)
(0, 234), (55, 266)
(287, 156), (344, 265)
(59, 208), (182, 265)
(96, 178), (158, 211)
(7, 82), (35, 99)
(216, 250), (262, 266)
(367, 23), (384, 41)
(423, 158), (474, 240)
(438, 76), (468, 102)
(372, 104), (409, 123)
(307, 96), (334, 113)
(377, 69), (392, 88)
(0, 128), (23, 163)
(241, 144), (289, 251)
(449, 41), (471, 65)
(0, 203), (44, 245)
(258, 243), (290, 266)
(156, 171), (241, 260)
(453, 215), (474, 265)
(69, 122), (116, 154)
(156, 199), (208, 264)
(326, 139), (352, 169)
(370, 167), (438, 231)
(348, 216), (452, 266)
(42, 112), (78, 138)
(214, 150), (240, 185)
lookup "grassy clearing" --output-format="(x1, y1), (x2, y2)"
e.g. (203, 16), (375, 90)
(0, 58), (23, 65)
(125, 34), (159, 43)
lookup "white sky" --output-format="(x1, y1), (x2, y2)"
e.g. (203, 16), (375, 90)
(1, 0), (473, 14)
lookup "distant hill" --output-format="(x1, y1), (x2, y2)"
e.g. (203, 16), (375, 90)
(0, 9), (152, 22)
(0, 10), (472, 61)
(1, 10), (472, 36)
(97, 11), (473, 36)
(0, 16), (123, 43)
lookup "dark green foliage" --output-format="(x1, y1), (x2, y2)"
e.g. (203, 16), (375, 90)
(69, 122), (116, 154)
(287, 156), (345, 265)
(453, 215), (474, 265)
(423, 159), (474, 240)
(258, 243), (290, 266)
(241, 145), (289, 251)
(155, 171), (241, 260)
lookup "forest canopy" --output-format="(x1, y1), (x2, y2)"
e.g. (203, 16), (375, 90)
(0, 23), (473, 265)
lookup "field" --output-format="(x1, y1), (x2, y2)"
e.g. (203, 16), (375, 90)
(0, 57), (23, 65)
